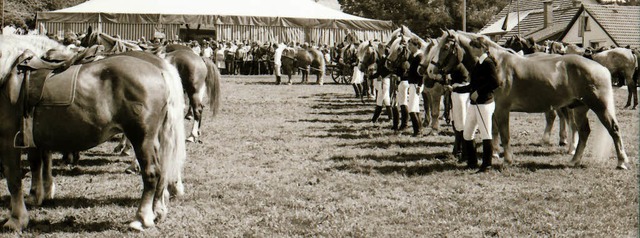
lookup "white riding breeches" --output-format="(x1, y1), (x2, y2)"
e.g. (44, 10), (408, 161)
(396, 80), (409, 106)
(374, 77), (391, 106)
(451, 91), (470, 132)
(351, 66), (364, 84)
(408, 84), (423, 113)
(463, 102), (495, 140)
(274, 63), (281, 77)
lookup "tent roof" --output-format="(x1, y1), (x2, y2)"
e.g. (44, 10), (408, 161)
(38, 0), (393, 30)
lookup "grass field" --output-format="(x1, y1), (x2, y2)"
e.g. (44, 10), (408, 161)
(1, 75), (637, 237)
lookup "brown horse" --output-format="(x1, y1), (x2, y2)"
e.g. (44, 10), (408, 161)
(427, 30), (629, 169)
(280, 46), (325, 85)
(81, 27), (221, 142)
(503, 36), (571, 147)
(0, 34), (186, 231)
(567, 46), (638, 109)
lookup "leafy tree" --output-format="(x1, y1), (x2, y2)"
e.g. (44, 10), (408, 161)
(338, 0), (510, 38)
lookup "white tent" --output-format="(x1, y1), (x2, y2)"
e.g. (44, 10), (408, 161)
(37, 0), (394, 45)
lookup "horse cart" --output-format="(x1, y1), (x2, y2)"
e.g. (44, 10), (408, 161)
(326, 62), (352, 84)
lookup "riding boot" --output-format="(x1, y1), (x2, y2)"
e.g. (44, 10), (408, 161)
(410, 112), (423, 137)
(391, 106), (400, 130)
(479, 139), (494, 172)
(372, 106), (383, 123)
(399, 105), (409, 131)
(453, 130), (464, 163)
(276, 76), (281, 85)
(385, 106), (393, 121)
(463, 139), (478, 169)
(353, 84), (360, 98)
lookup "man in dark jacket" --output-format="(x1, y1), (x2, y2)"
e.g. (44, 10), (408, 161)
(457, 45), (500, 172)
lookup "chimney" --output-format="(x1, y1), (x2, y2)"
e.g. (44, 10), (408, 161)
(543, 1), (553, 28)
(572, 0), (581, 7)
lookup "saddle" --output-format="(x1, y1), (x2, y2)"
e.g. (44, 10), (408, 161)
(13, 47), (99, 148)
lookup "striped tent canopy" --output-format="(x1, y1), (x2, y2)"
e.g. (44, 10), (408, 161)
(37, 0), (395, 46)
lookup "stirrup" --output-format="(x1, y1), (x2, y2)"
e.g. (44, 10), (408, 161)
(13, 131), (29, 149)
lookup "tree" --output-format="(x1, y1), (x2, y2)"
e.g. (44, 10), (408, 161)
(338, 0), (509, 38)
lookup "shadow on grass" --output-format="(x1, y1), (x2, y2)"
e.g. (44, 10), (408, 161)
(342, 140), (452, 149)
(514, 149), (565, 157)
(52, 167), (124, 177)
(330, 151), (452, 164)
(515, 161), (575, 171)
(25, 219), (116, 233)
(312, 109), (371, 116)
(39, 196), (139, 209)
(328, 158), (460, 176)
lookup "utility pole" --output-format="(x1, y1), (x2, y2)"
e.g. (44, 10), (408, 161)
(462, 0), (466, 31)
(517, 0), (520, 36)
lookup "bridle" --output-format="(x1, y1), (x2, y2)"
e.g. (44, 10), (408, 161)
(430, 36), (460, 75)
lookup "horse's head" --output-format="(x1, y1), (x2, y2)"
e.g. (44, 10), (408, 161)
(418, 38), (438, 76)
(548, 41), (567, 55)
(80, 26), (98, 48)
(357, 41), (380, 76)
(385, 35), (410, 73)
(426, 30), (464, 77)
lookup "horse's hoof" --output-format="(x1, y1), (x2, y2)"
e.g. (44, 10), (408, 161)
(186, 136), (195, 143)
(559, 141), (567, 146)
(129, 221), (145, 232)
(168, 181), (185, 197)
(3, 217), (27, 231)
(24, 194), (41, 206)
(185, 115), (194, 121)
(616, 163), (629, 170)
(45, 183), (56, 200)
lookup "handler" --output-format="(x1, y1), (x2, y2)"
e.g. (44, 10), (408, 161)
(457, 42), (500, 172)
(405, 37), (424, 137)
(371, 42), (393, 125)
(444, 63), (471, 162)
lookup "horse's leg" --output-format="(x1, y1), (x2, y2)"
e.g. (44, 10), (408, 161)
(557, 108), (569, 146)
(627, 72), (638, 109)
(114, 134), (132, 155)
(592, 101), (630, 169)
(422, 88), (431, 127)
(128, 135), (160, 230)
(495, 108), (512, 164)
(444, 90), (452, 125)
(2, 144), (28, 230)
(566, 109), (579, 155)
(430, 86), (443, 131)
(26, 149), (44, 206)
(569, 106), (590, 167)
(541, 110), (556, 145)
(42, 151), (55, 200)
(186, 86), (206, 143)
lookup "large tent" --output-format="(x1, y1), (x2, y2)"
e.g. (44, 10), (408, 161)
(36, 0), (395, 45)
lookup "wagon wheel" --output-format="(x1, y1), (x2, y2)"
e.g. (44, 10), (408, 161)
(341, 66), (353, 84)
(331, 66), (341, 83)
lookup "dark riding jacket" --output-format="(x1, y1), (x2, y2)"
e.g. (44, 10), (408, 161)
(372, 57), (391, 79)
(449, 64), (471, 93)
(406, 52), (423, 86)
(458, 56), (500, 105)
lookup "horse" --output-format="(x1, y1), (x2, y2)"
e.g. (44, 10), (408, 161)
(426, 30), (629, 169)
(81, 27), (221, 142)
(280, 46), (325, 85)
(0, 34), (187, 231)
(503, 36), (571, 147)
(565, 45), (638, 109)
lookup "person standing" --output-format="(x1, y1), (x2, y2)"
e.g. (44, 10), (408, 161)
(457, 44), (500, 172)
(444, 64), (471, 162)
(405, 37), (424, 137)
(370, 42), (393, 125)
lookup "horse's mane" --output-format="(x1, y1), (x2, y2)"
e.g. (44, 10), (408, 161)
(453, 30), (518, 55)
(0, 34), (70, 84)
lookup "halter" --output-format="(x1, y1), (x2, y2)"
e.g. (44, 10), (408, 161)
(432, 36), (460, 75)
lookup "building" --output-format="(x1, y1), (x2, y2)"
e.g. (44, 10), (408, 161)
(558, 4), (640, 48)
(36, 0), (394, 45)
(478, 0), (599, 44)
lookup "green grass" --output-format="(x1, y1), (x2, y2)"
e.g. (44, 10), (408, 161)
(0, 75), (637, 237)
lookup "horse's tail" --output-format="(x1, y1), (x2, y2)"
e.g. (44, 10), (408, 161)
(202, 56), (221, 117)
(159, 61), (187, 186)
